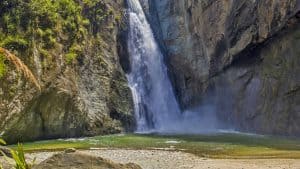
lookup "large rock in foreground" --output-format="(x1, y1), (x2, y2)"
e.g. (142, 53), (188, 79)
(33, 152), (141, 169)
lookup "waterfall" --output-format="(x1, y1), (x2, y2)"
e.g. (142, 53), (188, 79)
(126, 0), (182, 132)
(126, 0), (220, 133)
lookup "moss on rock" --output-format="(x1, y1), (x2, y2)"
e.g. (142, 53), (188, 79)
(0, 0), (134, 143)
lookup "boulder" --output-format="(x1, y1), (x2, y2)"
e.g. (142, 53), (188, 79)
(33, 152), (142, 169)
(0, 146), (12, 157)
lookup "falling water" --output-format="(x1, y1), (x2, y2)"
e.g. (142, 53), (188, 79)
(126, 0), (182, 132)
(126, 0), (221, 133)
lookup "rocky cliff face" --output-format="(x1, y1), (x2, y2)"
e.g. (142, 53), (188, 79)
(150, 0), (299, 107)
(147, 0), (300, 135)
(1, 0), (299, 142)
(0, 0), (134, 143)
(214, 25), (300, 136)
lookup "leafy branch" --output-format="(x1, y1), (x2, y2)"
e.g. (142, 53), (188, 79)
(0, 138), (34, 169)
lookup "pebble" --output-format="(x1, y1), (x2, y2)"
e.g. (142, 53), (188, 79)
(24, 149), (300, 169)
(64, 148), (76, 153)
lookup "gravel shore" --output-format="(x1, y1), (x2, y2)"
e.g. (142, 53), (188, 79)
(23, 149), (300, 169)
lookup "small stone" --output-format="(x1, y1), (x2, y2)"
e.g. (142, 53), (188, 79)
(0, 146), (12, 157)
(64, 148), (76, 153)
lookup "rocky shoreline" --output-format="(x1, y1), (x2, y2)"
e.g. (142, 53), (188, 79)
(1, 149), (300, 169)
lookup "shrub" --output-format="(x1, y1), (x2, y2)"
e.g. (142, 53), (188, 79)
(65, 52), (77, 64)
(10, 143), (34, 169)
(0, 138), (6, 169)
(41, 29), (57, 48)
(65, 43), (83, 64)
(0, 53), (6, 78)
(1, 36), (28, 51)
(0, 0), (94, 64)
(115, 14), (122, 24)
(0, 138), (6, 145)
(0, 138), (33, 169)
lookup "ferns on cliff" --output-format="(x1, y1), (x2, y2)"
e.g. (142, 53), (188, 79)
(0, 0), (110, 64)
(0, 53), (6, 78)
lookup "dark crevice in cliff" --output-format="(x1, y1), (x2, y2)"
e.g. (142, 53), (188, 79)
(117, 23), (130, 74)
(109, 109), (135, 132)
(209, 37), (229, 76)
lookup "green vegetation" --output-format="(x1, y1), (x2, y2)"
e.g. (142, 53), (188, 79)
(0, 138), (4, 169)
(0, 138), (6, 169)
(65, 44), (83, 64)
(0, 36), (28, 51)
(0, 0), (114, 64)
(0, 53), (6, 78)
(0, 138), (33, 169)
(0, 138), (5, 145)
(10, 133), (300, 159)
(10, 144), (33, 169)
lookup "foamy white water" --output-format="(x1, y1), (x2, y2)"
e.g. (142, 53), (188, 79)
(126, 0), (182, 132)
(126, 0), (220, 133)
